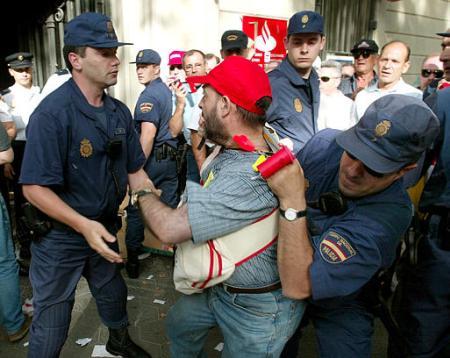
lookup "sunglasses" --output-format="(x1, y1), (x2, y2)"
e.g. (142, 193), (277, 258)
(346, 152), (386, 178)
(320, 76), (340, 82)
(421, 69), (444, 78)
(352, 50), (373, 59)
(169, 65), (183, 71)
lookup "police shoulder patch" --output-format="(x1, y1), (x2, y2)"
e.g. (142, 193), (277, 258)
(140, 102), (153, 113)
(319, 231), (356, 264)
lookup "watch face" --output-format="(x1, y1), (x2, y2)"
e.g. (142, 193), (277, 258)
(285, 208), (297, 221)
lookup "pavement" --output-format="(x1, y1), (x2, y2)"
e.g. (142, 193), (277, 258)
(0, 250), (390, 358)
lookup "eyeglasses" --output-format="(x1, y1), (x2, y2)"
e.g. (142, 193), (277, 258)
(170, 65), (183, 71)
(345, 152), (386, 178)
(421, 69), (444, 78)
(320, 76), (340, 82)
(352, 50), (373, 59)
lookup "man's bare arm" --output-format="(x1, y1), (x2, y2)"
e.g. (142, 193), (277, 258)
(267, 160), (313, 299)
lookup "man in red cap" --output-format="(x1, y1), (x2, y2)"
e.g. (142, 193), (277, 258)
(128, 56), (305, 356)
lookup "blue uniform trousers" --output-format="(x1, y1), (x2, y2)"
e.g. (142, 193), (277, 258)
(392, 214), (450, 357)
(125, 153), (178, 251)
(28, 230), (128, 358)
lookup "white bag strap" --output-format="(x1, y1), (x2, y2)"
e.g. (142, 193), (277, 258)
(216, 208), (279, 265)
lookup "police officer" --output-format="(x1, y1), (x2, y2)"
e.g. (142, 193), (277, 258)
(266, 95), (439, 357)
(19, 12), (151, 358)
(1, 52), (40, 261)
(125, 49), (179, 278)
(390, 29), (450, 358)
(266, 10), (325, 154)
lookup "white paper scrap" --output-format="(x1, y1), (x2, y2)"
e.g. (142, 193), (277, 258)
(153, 299), (166, 305)
(91, 344), (122, 357)
(126, 295), (135, 301)
(146, 274), (154, 280)
(214, 342), (224, 351)
(76, 337), (92, 347)
(23, 341), (29, 347)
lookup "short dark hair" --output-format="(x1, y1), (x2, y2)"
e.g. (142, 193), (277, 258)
(380, 40), (411, 62)
(235, 96), (272, 128)
(63, 45), (87, 71)
(205, 53), (220, 65)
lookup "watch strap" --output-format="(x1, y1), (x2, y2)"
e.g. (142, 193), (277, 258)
(280, 207), (307, 221)
(131, 188), (154, 206)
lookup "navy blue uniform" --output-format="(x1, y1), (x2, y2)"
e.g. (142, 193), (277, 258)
(126, 77), (178, 252)
(19, 78), (145, 357)
(392, 88), (450, 357)
(288, 130), (412, 357)
(266, 57), (320, 154)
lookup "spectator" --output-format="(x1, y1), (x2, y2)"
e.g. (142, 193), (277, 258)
(339, 39), (379, 99)
(317, 60), (355, 130)
(354, 40), (422, 119)
(205, 53), (220, 72)
(419, 53), (443, 99)
(341, 62), (355, 79)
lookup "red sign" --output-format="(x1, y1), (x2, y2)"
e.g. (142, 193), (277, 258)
(242, 16), (287, 66)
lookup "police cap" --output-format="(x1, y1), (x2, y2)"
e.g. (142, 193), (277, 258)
(5, 52), (33, 69)
(130, 49), (161, 65)
(288, 11), (324, 36)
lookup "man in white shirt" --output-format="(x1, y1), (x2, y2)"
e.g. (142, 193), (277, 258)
(354, 40), (422, 119)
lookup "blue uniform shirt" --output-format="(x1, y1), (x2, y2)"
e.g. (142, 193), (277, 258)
(421, 88), (450, 209)
(266, 57), (320, 154)
(298, 130), (412, 304)
(134, 77), (176, 148)
(20, 78), (145, 220)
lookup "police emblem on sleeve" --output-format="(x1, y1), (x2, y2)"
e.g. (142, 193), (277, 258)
(294, 98), (303, 112)
(140, 102), (153, 113)
(319, 231), (356, 264)
(80, 138), (93, 158)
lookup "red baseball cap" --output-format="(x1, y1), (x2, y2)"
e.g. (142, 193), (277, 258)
(187, 56), (272, 115)
(168, 50), (185, 65)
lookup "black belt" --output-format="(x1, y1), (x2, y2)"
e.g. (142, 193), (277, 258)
(51, 217), (120, 233)
(220, 281), (282, 294)
(154, 143), (177, 161)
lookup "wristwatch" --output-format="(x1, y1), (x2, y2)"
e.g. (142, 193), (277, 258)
(280, 207), (307, 221)
(130, 188), (154, 206)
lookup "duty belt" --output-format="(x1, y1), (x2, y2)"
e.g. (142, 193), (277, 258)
(154, 143), (177, 161)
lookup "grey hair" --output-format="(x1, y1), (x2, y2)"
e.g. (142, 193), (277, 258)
(320, 60), (342, 75)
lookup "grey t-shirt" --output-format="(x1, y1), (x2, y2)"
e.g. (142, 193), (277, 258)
(186, 149), (280, 288)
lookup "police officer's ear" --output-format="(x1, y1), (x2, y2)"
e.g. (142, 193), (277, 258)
(68, 52), (82, 71)
(395, 162), (418, 180)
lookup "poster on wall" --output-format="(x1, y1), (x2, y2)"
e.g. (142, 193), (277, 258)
(242, 15), (288, 66)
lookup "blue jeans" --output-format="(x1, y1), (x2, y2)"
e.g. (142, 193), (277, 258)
(166, 285), (305, 357)
(186, 148), (201, 184)
(0, 194), (25, 335)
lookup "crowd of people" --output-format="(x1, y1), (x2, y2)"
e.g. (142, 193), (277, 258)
(0, 7), (449, 358)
